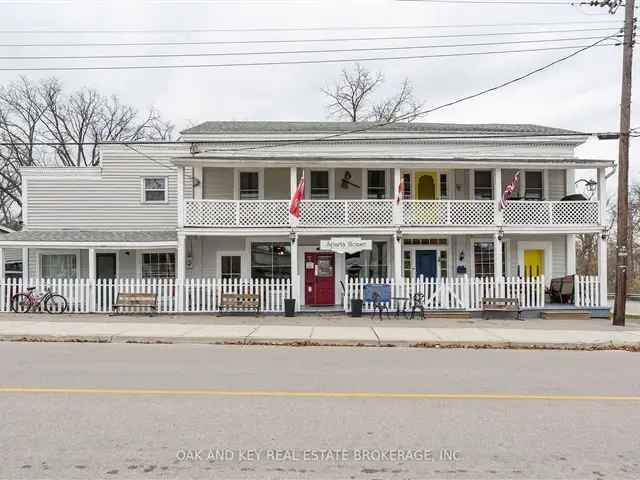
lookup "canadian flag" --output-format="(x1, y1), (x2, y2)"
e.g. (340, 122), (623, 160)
(500, 170), (521, 210)
(396, 178), (404, 204)
(289, 175), (305, 218)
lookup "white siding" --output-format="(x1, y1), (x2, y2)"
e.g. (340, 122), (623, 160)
(335, 168), (363, 200)
(25, 146), (190, 231)
(264, 168), (290, 200)
(203, 167), (234, 200)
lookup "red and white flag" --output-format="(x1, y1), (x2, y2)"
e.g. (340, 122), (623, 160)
(289, 175), (305, 218)
(396, 178), (404, 204)
(500, 170), (520, 210)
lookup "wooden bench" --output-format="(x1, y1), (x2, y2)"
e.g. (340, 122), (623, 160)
(218, 293), (260, 314)
(482, 297), (520, 320)
(112, 292), (158, 315)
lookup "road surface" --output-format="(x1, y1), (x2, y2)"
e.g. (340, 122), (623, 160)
(1, 343), (639, 479)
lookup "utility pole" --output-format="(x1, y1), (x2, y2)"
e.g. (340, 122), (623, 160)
(613, 0), (636, 326)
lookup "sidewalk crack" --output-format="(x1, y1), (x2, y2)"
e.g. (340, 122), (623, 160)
(244, 326), (260, 344)
(371, 327), (381, 346)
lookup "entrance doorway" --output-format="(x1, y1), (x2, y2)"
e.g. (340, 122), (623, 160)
(96, 253), (117, 279)
(304, 252), (335, 306)
(415, 250), (438, 278)
(523, 249), (544, 278)
(416, 172), (438, 200)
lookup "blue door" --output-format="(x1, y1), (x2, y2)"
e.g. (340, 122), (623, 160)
(415, 250), (437, 278)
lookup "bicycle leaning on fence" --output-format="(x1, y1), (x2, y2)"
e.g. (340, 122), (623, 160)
(10, 286), (69, 314)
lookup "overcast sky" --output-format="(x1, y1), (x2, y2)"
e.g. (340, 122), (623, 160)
(1, 0), (638, 190)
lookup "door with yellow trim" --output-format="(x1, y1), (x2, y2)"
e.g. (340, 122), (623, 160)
(416, 172), (438, 200)
(523, 249), (544, 278)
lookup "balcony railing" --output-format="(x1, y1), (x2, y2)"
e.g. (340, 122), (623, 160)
(184, 199), (600, 228)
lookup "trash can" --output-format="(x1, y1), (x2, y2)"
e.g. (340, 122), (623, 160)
(284, 299), (296, 317)
(351, 299), (363, 317)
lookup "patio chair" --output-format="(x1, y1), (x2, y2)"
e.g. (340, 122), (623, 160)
(409, 292), (426, 320)
(546, 277), (562, 304)
(560, 275), (575, 304)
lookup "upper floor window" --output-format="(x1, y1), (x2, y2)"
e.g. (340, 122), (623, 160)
(440, 173), (448, 199)
(142, 177), (168, 203)
(310, 171), (329, 199)
(474, 171), (492, 200)
(402, 173), (412, 199)
(239, 171), (259, 200)
(368, 170), (386, 199)
(524, 171), (544, 200)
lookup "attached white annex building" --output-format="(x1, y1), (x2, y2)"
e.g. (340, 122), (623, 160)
(0, 121), (612, 315)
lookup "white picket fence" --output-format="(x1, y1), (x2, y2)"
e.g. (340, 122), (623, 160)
(342, 275), (599, 312)
(0, 277), (293, 314)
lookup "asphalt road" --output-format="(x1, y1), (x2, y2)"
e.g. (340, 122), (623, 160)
(1, 343), (639, 479)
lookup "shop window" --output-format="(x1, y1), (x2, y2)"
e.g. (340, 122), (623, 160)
(403, 250), (412, 278)
(366, 241), (388, 278)
(41, 254), (77, 279)
(142, 252), (175, 278)
(346, 251), (363, 279)
(439, 250), (448, 278)
(251, 242), (291, 279)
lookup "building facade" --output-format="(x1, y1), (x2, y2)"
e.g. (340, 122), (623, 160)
(0, 121), (613, 313)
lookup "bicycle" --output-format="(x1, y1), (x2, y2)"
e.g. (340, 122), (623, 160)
(10, 286), (69, 314)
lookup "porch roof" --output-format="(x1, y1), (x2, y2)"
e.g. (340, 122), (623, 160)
(0, 230), (177, 249)
(173, 155), (614, 170)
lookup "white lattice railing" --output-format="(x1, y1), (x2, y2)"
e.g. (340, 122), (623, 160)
(503, 201), (600, 226)
(343, 275), (548, 312)
(185, 199), (601, 228)
(0, 277), (292, 313)
(402, 200), (496, 226)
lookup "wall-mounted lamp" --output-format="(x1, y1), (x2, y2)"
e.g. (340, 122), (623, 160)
(497, 228), (504, 241)
(125, 251), (131, 256)
(192, 177), (201, 188)
(289, 230), (297, 245)
(459, 250), (465, 262)
(601, 229), (610, 241)
(395, 229), (403, 243)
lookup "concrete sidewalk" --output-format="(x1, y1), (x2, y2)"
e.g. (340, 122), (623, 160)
(1, 315), (640, 349)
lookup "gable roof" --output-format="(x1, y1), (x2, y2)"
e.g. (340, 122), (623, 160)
(181, 121), (583, 136)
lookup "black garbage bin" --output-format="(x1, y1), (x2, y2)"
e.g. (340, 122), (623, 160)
(351, 299), (363, 317)
(284, 299), (296, 317)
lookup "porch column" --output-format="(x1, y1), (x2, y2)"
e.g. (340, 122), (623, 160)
(0, 247), (4, 309)
(88, 248), (96, 312)
(597, 167), (608, 306)
(22, 247), (28, 286)
(177, 233), (186, 311)
(290, 232), (299, 310)
(493, 168), (502, 224)
(393, 232), (403, 283)
(177, 165), (185, 228)
(565, 168), (577, 274)
(493, 233), (503, 281)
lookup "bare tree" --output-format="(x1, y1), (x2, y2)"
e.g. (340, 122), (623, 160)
(322, 64), (423, 123)
(0, 76), (174, 227)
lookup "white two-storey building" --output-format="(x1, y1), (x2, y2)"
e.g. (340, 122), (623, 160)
(0, 121), (612, 315)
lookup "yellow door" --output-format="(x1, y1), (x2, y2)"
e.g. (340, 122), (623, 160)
(524, 249), (544, 278)
(416, 172), (438, 200)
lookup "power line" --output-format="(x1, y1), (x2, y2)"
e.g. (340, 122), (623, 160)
(399, 0), (591, 4)
(0, 19), (622, 34)
(0, 43), (618, 71)
(0, 27), (622, 48)
(122, 143), (175, 171)
(194, 33), (617, 155)
(0, 35), (620, 61)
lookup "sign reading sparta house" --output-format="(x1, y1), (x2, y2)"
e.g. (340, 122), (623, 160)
(320, 238), (373, 254)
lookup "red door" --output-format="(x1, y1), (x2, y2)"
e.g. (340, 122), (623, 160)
(304, 252), (335, 306)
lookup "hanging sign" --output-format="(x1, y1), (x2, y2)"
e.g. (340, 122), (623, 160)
(320, 237), (372, 254)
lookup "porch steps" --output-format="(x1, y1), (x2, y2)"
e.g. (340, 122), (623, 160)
(542, 309), (591, 320)
(424, 310), (472, 320)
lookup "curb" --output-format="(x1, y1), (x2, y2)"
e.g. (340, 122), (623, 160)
(2, 334), (640, 351)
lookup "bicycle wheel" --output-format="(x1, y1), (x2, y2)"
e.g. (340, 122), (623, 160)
(10, 293), (32, 313)
(44, 294), (68, 314)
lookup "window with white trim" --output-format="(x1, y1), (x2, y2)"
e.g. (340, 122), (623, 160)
(474, 171), (492, 200)
(221, 255), (241, 280)
(142, 252), (175, 278)
(310, 171), (329, 199)
(41, 254), (77, 279)
(524, 171), (544, 200)
(367, 170), (386, 199)
(142, 177), (168, 203)
(473, 242), (507, 278)
(239, 171), (259, 199)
